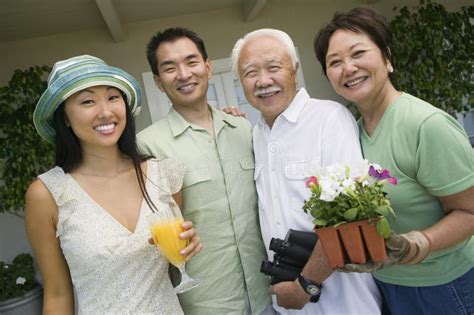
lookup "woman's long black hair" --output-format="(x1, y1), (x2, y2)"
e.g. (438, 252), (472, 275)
(53, 93), (157, 212)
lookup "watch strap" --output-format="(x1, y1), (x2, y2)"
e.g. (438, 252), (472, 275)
(309, 294), (320, 303)
(297, 274), (322, 303)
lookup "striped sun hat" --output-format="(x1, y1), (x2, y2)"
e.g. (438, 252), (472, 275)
(33, 55), (142, 143)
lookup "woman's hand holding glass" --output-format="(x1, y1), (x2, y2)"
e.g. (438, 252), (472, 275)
(147, 200), (202, 293)
(148, 220), (202, 262)
(178, 221), (203, 262)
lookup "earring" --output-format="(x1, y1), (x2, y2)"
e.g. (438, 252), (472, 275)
(387, 64), (394, 73)
(65, 121), (71, 127)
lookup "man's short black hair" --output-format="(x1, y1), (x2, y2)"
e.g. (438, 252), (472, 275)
(146, 27), (208, 76)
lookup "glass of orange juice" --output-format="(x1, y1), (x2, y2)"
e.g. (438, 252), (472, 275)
(147, 200), (200, 294)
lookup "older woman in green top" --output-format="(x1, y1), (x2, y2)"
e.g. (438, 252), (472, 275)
(313, 7), (474, 315)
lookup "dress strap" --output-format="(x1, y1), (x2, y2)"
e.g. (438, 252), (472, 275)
(38, 166), (78, 237)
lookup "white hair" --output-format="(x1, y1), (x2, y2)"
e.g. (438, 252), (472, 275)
(231, 28), (299, 77)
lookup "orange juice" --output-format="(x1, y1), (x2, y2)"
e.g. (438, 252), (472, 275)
(150, 217), (186, 267)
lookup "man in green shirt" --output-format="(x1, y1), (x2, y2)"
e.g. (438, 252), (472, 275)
(137, 27), (271, 314)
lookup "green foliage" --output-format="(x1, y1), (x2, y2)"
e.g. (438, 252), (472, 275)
(303, 165), (396, 238)
(303, 180), (394, 238)
(0, 66), (54, 215)
(390, 0), (473, 116)
(0, 253), (37, 301)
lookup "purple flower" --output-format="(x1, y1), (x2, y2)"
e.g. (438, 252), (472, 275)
(368, 165), (398, 185)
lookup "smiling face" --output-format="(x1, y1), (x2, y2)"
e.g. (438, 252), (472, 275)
(154, 37), (212, 109)
(64, 85), (126, 150)
(325, 29), (392, 107)
(238, 35), (298, 127)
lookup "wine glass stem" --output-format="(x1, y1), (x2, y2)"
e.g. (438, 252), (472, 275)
(178, 264), (192, 283)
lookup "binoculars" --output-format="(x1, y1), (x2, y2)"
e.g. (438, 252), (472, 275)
(260, 229), (318, 284)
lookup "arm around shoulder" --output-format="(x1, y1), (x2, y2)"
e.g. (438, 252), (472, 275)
(25, 180), (74, 315)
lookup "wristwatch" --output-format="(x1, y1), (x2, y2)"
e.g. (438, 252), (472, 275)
(297, 274), (322, 303)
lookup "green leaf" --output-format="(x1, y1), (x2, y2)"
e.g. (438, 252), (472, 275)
(314, 218), (328, 227)
(333, 221), (347, 228)
(376, 218), (391, 239)
(343, 208), (358, 221)
(375, 206), (391, 217)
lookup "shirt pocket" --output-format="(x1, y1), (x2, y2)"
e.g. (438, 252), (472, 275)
(284, 158), (320, 180)
(181, 168), (212, 217)
(234, 155), (257, 194)
(284, 158), (320, 212)
(182, 168), (211, 189)
(238, 155), (255, 171)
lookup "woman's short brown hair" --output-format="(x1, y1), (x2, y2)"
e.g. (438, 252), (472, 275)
(314, 7), (392, 76)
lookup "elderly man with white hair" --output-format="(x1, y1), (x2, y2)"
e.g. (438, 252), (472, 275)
(231, 29), (382, 314)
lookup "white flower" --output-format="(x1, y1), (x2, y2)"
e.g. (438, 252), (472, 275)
(341, 178), (355, 194)
(350, 160), (369, 179)
(16, 277), (26, 285)
(320, 189), (339, 202)
(3, 265), (9, 269)
(319, 177), (341, 202)
(326, 163), (346, 181)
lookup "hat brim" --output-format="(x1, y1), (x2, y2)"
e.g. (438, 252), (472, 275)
(33, 65), (142, 143)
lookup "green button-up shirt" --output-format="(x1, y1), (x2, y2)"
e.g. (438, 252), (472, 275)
(137, 106), (271, 315)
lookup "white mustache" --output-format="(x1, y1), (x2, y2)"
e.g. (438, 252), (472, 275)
(254, 86), (281, 97)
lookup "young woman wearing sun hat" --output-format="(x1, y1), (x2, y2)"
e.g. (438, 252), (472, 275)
(24, 55), (202, 314)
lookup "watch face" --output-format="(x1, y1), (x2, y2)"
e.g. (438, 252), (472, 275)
(307, 284), (320, 296)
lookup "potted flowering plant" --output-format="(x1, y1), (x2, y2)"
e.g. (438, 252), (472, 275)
(303, 161), (397, 268)
(0, 253), (42, 314)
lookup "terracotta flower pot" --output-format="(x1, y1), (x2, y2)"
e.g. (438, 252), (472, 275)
(338, 221), (367, 264)
(315, 218), (386, 269)
(360, 220), (387, 262)
(314, 226), (345, 268)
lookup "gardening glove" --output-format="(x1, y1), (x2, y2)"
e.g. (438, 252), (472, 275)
(336, 231), (431, 273)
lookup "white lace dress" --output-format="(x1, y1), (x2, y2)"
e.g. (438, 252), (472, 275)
(38, 158), (185, 315)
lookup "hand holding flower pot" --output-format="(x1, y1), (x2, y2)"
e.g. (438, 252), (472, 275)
(337, 231), (432, 273)
(303, 161), (397, 268)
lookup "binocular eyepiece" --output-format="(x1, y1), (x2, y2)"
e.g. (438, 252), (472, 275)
(261, 229), (318, 285)
(261, 260), (299, 284)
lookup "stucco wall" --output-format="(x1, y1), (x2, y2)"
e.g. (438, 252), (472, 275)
(0, 213), (31, 262)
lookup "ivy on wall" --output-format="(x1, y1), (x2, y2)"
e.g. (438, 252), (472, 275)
(0, 66), (53, 216)
(390, 0), (473, 116)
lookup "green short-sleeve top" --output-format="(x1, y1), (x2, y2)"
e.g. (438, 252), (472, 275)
(359, 93), (474, 287)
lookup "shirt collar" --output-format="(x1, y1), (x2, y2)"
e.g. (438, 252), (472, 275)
(167, 105), (236, 138)
(211, 106), (237, 134)
(257, 88), (310, 127)
(280, 88), (310, 123)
